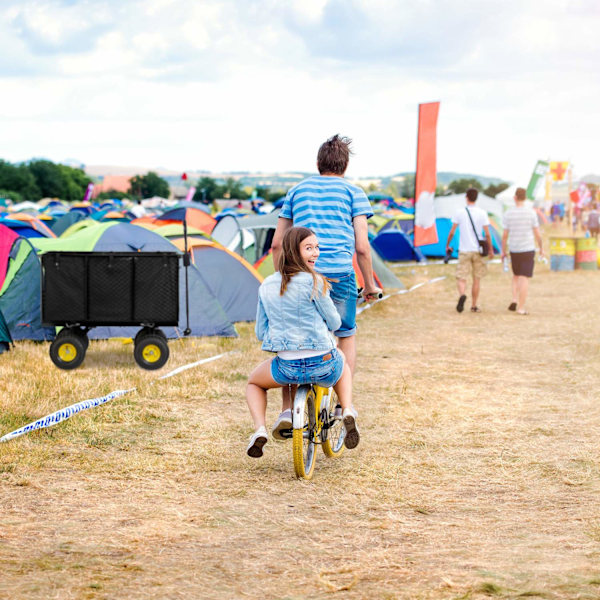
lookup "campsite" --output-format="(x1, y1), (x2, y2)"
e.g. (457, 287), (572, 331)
(2, 243), (600, 598)
(2, 1), (599, 596)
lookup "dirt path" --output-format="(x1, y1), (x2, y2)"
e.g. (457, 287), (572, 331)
(1, 259), (600, 599)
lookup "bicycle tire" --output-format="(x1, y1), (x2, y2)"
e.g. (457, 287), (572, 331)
(292, 385), (317, 479)
(321, 387), (346, 458)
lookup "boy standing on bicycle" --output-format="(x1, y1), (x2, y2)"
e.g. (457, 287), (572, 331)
(270, 134), (382, 438)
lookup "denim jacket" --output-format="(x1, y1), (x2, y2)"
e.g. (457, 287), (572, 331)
(255, 271), (341, 352)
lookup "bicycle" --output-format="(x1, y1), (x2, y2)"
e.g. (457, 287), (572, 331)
(288, 383), (346, 479)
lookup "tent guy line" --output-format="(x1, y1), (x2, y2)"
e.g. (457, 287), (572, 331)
(0, 351), (234, 443)
(357, 276), (446, 315)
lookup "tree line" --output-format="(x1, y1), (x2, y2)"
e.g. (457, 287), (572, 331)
(0, 159), (92, 204)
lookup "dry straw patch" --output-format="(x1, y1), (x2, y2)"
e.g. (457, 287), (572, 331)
(1, 227), (600, 599)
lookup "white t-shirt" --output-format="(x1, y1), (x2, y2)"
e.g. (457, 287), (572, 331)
(452, 205), (491, 252)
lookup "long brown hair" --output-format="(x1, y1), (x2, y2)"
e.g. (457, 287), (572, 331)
(278, 227), (330, 297)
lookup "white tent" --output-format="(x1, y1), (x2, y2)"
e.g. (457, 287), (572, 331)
(434, 193), (504, 221)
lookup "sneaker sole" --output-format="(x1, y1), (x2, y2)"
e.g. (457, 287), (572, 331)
(247, 436), (267, 458)
(343, 415), (360, 450)
(271, 419), (293, 441)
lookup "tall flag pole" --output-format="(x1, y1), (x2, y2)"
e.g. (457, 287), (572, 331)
(526, 160), (549, 201)
(414, 101), (440, 247)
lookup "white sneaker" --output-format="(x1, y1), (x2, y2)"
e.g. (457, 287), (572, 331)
(247, 426), (268, 458)
(343, 408), (360, 450)
(271, 409), (292, 441)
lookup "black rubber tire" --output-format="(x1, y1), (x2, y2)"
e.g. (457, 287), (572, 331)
(49, 330), (86, 370)
(133, 334), (169, 370)
(74, 328), (89, 351)
(134, 327), (153, 346)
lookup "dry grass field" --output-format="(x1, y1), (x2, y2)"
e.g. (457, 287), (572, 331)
(2, 229), (600, 599)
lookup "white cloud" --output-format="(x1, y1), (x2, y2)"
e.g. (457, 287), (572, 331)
(0, 0), (598, 182)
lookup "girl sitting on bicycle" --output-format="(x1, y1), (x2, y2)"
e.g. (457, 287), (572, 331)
(246, 226), (358, 458)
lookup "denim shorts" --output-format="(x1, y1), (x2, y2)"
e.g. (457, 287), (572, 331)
(271, 349), (344, 387)
(322, 271), (357, 338)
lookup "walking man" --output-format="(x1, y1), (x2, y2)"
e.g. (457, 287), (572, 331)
(445, 187), (494, 313)
(501, 187), (544, 315)
(269, 134), (382, 438)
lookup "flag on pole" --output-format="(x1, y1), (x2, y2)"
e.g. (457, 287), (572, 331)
(549, 161), (569, 181)
(526, 160), (549, 200)
(414, 101), (440, 247)
(181, 172), (188, 181)
(82, 182), (94, 203)
(184, 187), (196, 203)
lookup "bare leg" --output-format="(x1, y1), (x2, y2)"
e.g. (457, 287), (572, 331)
(337, 335), (356, 375)
(517, 276), (529, 312)
(471, 277), (481, 308)
(247, 359), (281, 430)
(511, 275), (519, 303)
(281, 385), (296, 412)
(457, 278), (466, 296)
(333, 362), (352, 410)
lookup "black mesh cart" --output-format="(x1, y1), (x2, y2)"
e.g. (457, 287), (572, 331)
(42, 252), (180, 370)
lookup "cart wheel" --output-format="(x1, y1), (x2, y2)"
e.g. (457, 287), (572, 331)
(49, 330), (86, 370)
(74, 328), (89, 351)
(134, 334), (169, 370)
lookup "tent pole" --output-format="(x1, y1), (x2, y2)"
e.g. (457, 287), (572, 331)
(183, 218), (191, 336)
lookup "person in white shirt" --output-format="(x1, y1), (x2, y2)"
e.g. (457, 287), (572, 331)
(501, 187), (544, 315)
(445, 188), (494, 313)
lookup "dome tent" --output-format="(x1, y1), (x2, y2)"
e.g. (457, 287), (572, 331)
(28, 223), (237, 340)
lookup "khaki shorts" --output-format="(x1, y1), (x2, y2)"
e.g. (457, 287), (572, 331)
(456, 251), (487, 280)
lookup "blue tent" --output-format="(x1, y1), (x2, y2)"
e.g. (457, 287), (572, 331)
(51, 211), (88, 236)
(371, 230), (426, 262)
(418, 218), (459, 258)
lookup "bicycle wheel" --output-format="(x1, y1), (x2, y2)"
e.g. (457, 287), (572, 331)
(292, 385), (317, 479)
(321, 388), (346, 457)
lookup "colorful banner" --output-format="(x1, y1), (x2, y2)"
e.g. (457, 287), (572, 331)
(414, 101), (440, 247)
(549, 161), (569, 181)
(526, 160), (549, 200)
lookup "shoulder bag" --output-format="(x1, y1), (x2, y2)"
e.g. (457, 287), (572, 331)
(465, 207), (489, 257)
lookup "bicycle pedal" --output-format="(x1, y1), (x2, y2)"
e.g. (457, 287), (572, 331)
(279, 428), (293, 439)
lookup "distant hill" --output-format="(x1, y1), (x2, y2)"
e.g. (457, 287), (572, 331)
(382, 172), (506, 186)
(83, 164), (507, 190)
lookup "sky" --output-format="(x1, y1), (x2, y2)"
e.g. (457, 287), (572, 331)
(1, 0), (599, 184)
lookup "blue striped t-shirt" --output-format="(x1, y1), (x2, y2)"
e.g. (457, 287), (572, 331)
(280, 175), (373, 273)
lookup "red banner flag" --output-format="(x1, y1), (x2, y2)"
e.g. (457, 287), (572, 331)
(414, 101), (440, 247)
(181, 172), (188, 181)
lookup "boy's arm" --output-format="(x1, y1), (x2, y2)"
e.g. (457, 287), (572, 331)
(271, 217), (293, 269)
(354, 215), (381, 297)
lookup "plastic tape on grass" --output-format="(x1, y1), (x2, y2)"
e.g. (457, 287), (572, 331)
(0, 351), (233, 443)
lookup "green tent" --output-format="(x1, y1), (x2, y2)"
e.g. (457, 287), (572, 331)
(0, 307), (12, 353)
